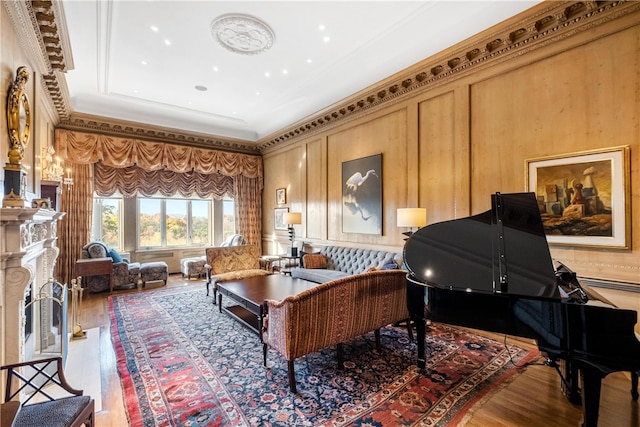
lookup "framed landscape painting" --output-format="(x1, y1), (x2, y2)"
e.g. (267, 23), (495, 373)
(525, 146), (630, 248)
(342, 153), (382, 235)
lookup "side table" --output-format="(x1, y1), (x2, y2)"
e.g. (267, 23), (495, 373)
(259, 255), (281, 273)
(278, 255), (299, 275)
(75, 257), (113, 293)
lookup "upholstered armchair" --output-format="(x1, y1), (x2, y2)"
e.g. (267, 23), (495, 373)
(81, 241), (140, 292)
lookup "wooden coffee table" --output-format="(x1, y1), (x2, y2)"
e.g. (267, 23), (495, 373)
(217, 274), (318, 336)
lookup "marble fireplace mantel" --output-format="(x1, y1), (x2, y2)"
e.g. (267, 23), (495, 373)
(0, 207), (66, 372)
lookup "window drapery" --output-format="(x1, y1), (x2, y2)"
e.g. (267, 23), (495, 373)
(55, 129), (263, 285)
(93, 162), (235, 199)
(56, 129), (262, 178)
(57, 162), (93, 286)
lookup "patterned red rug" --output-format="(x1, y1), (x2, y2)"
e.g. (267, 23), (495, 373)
(110, 285), (539, 426)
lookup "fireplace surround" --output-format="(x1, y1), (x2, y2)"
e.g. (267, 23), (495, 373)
(0, 207), (66, 399)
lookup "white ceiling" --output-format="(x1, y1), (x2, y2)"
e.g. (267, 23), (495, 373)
(61, 1), (540, 143)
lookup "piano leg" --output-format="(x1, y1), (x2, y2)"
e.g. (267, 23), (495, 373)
(579, 365), (604, 427)
(414, 315), (427, 369)
(406, 280), (427, 369)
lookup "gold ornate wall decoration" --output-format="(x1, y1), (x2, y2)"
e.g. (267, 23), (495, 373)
(3, 66), (33, 207)
(6, 66), (32, 165)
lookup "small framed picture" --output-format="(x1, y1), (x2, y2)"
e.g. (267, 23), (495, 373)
(276, 188), (286, 205)
(274, 207), (289, 230)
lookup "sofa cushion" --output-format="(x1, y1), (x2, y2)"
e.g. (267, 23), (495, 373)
(318, 246), (401, 275)
(302, 253), (327, 269)
(380, 257), (400, 270)
(213, 269), (270, 283)
(290, 268), (348, 283)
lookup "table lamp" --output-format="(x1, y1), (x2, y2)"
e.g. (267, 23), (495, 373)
(397, 208), (427, 240)
(283, 212), (302, 256)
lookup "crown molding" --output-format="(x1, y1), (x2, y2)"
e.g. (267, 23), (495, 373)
(256, 0), (640, 152)
(4, 0), (74, 120)
(9, 1), (640, 155)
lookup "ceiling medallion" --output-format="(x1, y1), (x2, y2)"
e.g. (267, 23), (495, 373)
(211, 14), (275, 55)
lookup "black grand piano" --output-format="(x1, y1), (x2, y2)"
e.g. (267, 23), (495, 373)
(403, 192), (640, 427)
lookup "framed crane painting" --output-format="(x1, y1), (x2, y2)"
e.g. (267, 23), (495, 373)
(342, 153), (382, 234)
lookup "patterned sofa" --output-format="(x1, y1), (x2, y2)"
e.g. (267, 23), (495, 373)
(289, 245), (401, 283)
(261, 269), (408, 393)
(205, 245), (270, 300)
(81, 241), (140, 292)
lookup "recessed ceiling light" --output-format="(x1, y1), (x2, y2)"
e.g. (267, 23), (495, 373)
(319, 24), (325, 31)
(141, 60), (148, 65)
(307, 59), (312, 64)
(213, 66), (219, 72)
(282, 69), (288, 75)
(256, 92), (260, 96)
(150, 25), (159, 32)
(323, 36), (330, 43)
(164, 39), (171, 46)
(195, 85), (208, 91)
(265, 72), (270, 77)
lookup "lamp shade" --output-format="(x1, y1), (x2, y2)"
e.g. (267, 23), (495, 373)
(397, 208), (427, 228)
(283, 212), (302, 225)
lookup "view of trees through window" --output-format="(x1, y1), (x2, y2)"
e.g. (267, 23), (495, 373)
(222, 199), (235, 239)
(138, 198), (212, 248)
(92, 197), (122, 249)
(93, 196), (234, 250)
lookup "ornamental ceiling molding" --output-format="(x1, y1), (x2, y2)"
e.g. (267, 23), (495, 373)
(3, 0), (74, 120)
(256, 0), (640, 152)
(211, 13), (275, 55)
(57, 114), (261, 155)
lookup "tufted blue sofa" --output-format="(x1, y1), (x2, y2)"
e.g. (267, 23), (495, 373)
(290, 245), (401, 283)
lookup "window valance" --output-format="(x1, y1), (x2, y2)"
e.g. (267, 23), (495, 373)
(56, 128), (262, 180)
(94, 162), (235, 199)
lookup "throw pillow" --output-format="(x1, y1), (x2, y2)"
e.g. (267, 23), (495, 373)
(108, 248), (123, 263)
(303, 253), (327, 269)
(381, 258), (399, 270)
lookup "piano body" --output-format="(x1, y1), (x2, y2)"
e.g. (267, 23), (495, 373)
(403, 192), (640, 427)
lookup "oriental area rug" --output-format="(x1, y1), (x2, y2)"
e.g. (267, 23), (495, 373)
(109, 285), (539, 426)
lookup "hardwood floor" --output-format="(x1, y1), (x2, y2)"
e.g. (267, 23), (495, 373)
(82, 274), (638, 426)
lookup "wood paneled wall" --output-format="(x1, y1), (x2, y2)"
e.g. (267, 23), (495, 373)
(262, 4), (640, 315)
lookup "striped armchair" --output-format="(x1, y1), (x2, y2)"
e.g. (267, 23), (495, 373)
(261, 269), (408, 393)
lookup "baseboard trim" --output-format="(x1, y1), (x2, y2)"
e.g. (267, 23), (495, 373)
(579, 276), (640, 294)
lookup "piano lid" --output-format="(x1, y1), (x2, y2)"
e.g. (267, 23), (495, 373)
(404, 192), (560, 299)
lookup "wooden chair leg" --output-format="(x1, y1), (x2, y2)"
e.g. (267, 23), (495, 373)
(336, 343), (344, 369)
(374, 329), (381, 351)
(288, 361), (297, 393)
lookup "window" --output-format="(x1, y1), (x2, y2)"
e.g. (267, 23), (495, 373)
(138, 197), (212, 249)
(92, 196), (123, 250)
(222, 199), (236, 240)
